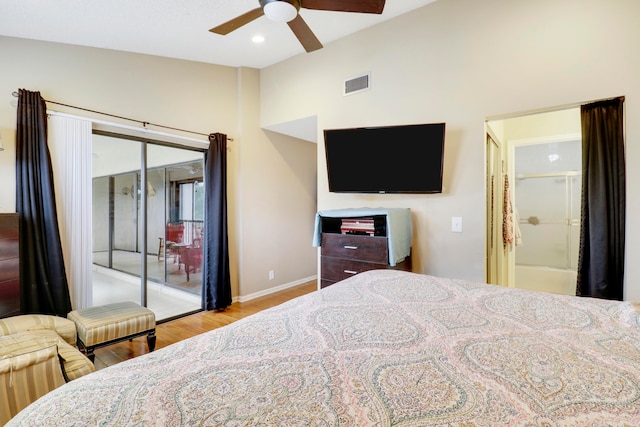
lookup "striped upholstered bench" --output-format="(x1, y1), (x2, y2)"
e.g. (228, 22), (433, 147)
(67, 301), (156, 362)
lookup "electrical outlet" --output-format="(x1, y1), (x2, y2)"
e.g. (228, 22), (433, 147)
(269, 270), (275, 280)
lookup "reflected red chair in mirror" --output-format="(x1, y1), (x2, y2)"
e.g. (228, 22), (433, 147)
(165, 223), (184, 264)
(181, 238), (203, 281)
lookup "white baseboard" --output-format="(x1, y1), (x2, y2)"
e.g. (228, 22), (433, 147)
(235, 275), (318, 303)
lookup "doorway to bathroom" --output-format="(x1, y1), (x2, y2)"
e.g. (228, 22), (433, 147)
(485, 107), (582, 295)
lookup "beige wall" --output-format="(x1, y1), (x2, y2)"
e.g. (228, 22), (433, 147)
(2, 0), (638, 301)
(501, 109), (581, 143)
(0, 36), (317, 300)
(260, 0), (640, 299)
(236, 67), (318, 298)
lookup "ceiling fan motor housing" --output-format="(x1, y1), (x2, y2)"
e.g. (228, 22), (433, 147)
(259, 0), (301, 9)
(260, 0), (301, 22)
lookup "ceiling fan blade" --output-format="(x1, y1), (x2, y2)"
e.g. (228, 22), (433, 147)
(287, 15), (323, 53)
(301, 0), (385, 14)
(209, 7), (264, 35)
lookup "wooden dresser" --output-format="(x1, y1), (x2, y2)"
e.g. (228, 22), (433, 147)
(0, 213), (20, 318)
(318, 214), (412, 289)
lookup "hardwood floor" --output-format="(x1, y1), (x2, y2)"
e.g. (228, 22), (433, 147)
(93, 280), (318, 370)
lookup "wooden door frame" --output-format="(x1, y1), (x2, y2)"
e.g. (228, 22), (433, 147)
(485, 126), (505, 285)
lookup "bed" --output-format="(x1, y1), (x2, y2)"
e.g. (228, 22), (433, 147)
(8, 270), (640, 426)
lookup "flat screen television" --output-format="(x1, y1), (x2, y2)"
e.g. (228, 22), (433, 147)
(323, 122), (446, 193)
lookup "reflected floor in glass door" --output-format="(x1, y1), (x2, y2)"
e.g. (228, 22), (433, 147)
(92, 264), (201, 322)
(93, 250), (202, 295)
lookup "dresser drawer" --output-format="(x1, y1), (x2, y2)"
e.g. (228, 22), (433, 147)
(320, 233), (388, 264)
(0, 258), (19, 282)
(0, 215), (18, 239)
(0, 238), (19, 260)
(321, 256), (387, 282)
(0, 278), (20, 317)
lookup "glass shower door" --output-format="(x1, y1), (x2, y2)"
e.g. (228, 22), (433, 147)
(513, 139), (582, 274)
(515, 174), (576, 269)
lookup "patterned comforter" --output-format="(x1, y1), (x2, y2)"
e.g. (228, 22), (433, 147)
(9, 270), (640, 426)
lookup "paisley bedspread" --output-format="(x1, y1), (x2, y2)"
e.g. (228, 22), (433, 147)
(9, 270), (640, 426)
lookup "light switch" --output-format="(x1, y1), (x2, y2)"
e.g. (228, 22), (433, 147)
(452, 217), (462, 232)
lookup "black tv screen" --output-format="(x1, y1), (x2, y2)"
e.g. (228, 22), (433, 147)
(323, 123), (446, 193)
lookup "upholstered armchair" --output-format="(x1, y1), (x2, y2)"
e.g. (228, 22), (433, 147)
(0, 314), (95, 425)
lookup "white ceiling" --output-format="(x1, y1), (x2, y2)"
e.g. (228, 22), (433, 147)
(0, 0), (437, 69)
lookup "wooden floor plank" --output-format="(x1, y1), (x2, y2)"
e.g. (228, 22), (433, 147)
(93, 280), (317, 370)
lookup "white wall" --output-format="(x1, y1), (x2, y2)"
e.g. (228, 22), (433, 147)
(0, 36), (317, 300)
(260, 0), (640, 299)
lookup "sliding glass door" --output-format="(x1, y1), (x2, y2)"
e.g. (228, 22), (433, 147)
(147, 144), (205, 304)
(92, 137), (144, 305)
(92, 133), (205, 321)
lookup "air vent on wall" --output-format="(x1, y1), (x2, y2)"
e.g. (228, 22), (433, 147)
(343, 73), (370, 96)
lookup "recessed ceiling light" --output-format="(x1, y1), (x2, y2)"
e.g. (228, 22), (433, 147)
(252, 35), (265, 44)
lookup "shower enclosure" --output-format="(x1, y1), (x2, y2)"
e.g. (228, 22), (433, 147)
(513, 140), (581, 295)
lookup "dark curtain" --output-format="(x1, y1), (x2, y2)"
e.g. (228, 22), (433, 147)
(15, 89), (72, 316)
(202, 132), (232, 310)
(576, 97), (625, 300)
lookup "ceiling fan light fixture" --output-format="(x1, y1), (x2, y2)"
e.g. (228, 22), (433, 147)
(262, 0), (298, 23)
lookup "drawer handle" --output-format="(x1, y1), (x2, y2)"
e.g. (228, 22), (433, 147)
(344, 270), (358, 275)
(343, 245), (358, 250)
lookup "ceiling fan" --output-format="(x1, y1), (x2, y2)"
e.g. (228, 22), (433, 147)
(210, 0), (386, 53)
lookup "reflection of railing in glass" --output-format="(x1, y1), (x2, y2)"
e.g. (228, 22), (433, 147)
(178, 220), (203, 245)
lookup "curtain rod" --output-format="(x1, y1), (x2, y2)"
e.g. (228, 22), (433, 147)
(11, 91), (232, 141)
